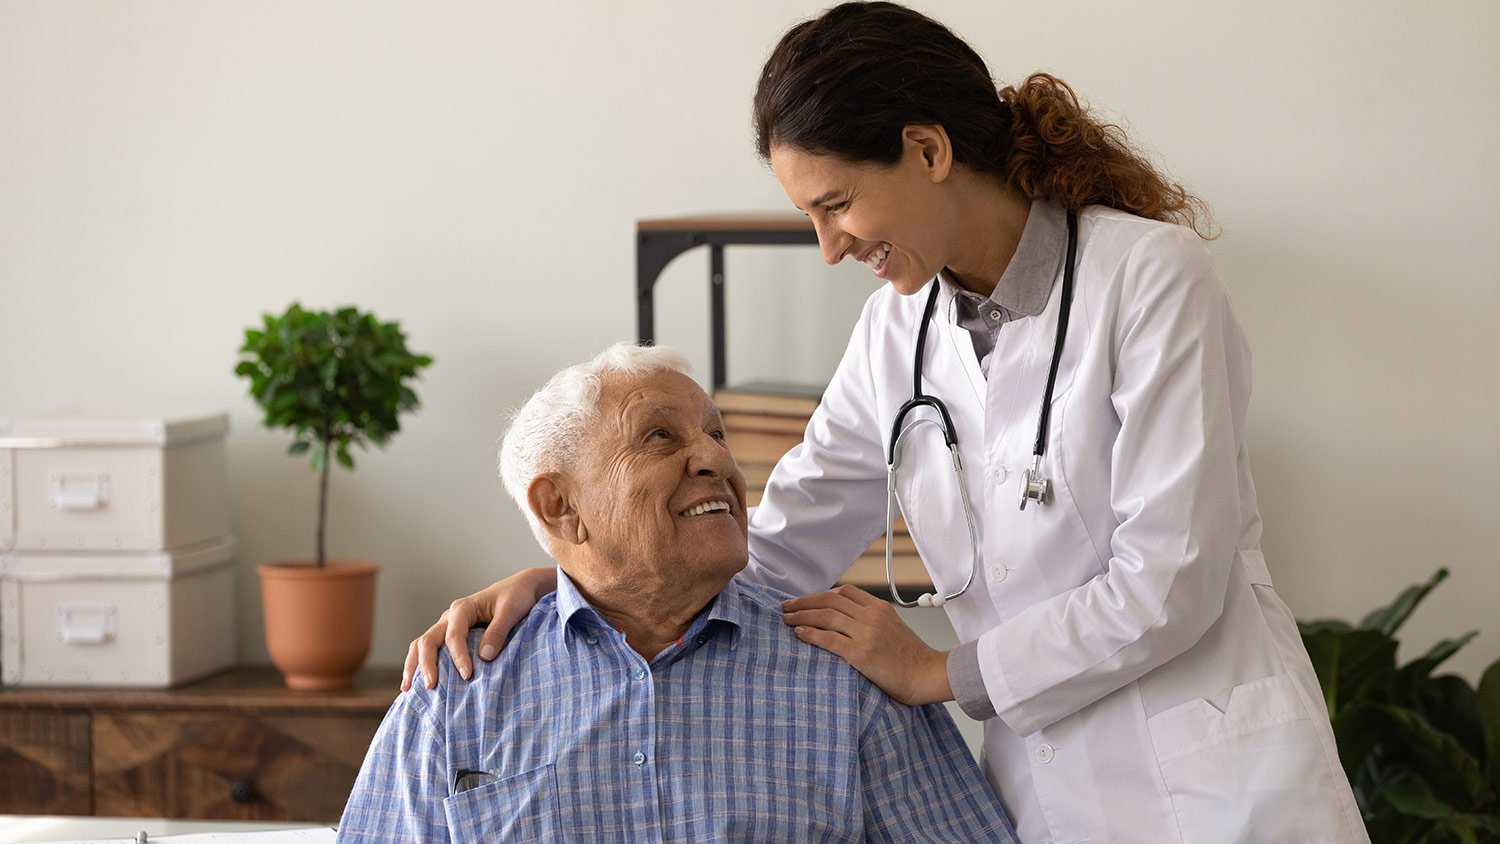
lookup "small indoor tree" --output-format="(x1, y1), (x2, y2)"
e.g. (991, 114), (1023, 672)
(235, 303), (434, 566)
(233, 302), (433, 690)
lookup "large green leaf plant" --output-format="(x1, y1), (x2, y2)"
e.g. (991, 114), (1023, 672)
(234, 303), (434, 567)
(1300, 569), (1500, 842)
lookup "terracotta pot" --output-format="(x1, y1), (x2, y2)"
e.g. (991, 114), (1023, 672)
(258, 560), (378, 691)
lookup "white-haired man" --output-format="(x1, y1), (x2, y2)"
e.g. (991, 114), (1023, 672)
(338, 343), (1015, 842)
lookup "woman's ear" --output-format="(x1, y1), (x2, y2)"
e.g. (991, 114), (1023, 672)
(902, 123), (953, 183)
(528, 473), (587, 546)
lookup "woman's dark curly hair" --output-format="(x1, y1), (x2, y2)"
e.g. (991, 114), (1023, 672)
(753, 2), (1214, 237)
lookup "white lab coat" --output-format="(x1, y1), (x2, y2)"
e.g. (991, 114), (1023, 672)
(744, 207), (1368, 844)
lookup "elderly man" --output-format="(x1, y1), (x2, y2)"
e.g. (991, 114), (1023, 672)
(338, 343), (1015, 842)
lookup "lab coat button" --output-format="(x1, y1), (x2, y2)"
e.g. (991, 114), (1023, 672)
(990, 563), (1008, 582)
(1035, 744), (1055, 764)
(993, 466), (1009, 485)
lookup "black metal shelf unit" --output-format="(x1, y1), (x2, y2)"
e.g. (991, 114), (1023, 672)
(635, 214), (818, 391)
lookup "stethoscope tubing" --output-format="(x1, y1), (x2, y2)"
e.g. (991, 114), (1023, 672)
(884, 211), (1079, 608)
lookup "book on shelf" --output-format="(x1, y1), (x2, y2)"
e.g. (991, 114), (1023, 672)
(840, 552), (933, 592)
(725, 429), (803, 465)
(721, 411), (809, 436)
(739, 462), (776, 489)
(714, 380), (823, 417)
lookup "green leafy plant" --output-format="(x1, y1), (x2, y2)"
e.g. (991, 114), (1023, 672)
(234, 303), (434, 567)
(1300, 568), (1500, 842)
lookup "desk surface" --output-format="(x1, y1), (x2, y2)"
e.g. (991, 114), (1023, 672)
(0, 815), (329, 843)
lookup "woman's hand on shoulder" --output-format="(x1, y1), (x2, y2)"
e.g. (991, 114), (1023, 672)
(400, 566), (557, 691)
(782, 584), (954, 706)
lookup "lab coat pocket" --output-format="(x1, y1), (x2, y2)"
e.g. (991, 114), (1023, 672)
(443, 762), (563, 843)
(1146, 672), (1355, 843)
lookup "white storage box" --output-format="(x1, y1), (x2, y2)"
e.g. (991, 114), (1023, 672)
(0, 412), (229, 552)
(0, 536), (237, 687)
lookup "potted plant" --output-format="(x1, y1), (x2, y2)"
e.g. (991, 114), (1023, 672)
(1300, 569), (1500, 841)
(235, 303), (433, 690)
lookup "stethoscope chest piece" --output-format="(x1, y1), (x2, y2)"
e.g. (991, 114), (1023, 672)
(1019, 455), (1049, 510)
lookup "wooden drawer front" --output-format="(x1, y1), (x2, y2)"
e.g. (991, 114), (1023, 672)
(0, 708), (92, 815)
(93, 711), (381, 822)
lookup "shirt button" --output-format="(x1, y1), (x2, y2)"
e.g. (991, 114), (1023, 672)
(990, 563), (1008, 582)
(1035, 744), (1055, 764)
(988, 308), (1002, 321)
(633, 751), (647, 766)
(586, 635), (599, 646)
(696, 635), (707, 645)
(632, 667), (646, 681)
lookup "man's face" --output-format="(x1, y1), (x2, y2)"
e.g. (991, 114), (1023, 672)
(564, 369), (749, 593)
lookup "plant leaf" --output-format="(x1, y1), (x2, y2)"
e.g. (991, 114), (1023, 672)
(1331, 700), (1385, 783)
(1391, 632), (1479, 704)
(1359, 568), (1449, 637)
(1303, 627), (1397, 716)
(1379, 775), (1500, 838)
(1299, 618), (1356, 637)
(1415, 675), (1485, 767)
(1377, 704), (1488, 805)
(1478, 659), (1500, 789)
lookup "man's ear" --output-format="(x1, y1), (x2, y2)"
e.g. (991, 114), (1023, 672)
(902, 123), (953, 183)
(528, 473), (588, 546)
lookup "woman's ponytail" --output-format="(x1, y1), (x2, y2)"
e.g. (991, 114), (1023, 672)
(1001, 73), (1215, 238)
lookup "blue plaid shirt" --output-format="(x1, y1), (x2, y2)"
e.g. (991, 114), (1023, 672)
(338, 570), (1015, 843)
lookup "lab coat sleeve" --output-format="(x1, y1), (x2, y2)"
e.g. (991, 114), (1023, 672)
(980, 225), (1247, 736)
(742, 291), (891, 597)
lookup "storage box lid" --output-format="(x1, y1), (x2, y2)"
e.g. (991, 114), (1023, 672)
(0, 411), (229, 448)
(0, 535), (236, 580)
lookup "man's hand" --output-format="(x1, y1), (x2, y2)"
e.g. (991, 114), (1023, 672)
(400, 566), (557, 690)
(782, 584), (953, 706)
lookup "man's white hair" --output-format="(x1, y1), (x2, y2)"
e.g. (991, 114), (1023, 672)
(499, 342), (694, 555)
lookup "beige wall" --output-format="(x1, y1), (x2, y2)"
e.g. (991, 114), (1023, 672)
(3, 0), (1497, 708)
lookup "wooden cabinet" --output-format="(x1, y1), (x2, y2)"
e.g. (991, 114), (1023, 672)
(0, 666), (398, 822)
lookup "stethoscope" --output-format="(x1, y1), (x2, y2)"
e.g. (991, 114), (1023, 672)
(885, 210), (1078, 608)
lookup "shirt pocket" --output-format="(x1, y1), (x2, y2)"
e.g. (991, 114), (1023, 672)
(442, 762), (562, 844)
(1145, 671), (1356, 843)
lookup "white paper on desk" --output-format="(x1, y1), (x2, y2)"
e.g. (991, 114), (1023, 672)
(40, 829), (335, 844)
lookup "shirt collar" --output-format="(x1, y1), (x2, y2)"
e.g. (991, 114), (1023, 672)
(940, 199), (1066, 318)
(553, 567), (746, 650)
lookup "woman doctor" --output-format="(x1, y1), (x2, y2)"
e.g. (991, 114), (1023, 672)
(405, 4), (1367, 842)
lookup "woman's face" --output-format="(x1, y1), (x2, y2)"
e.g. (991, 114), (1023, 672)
(770, 133), (953, 296)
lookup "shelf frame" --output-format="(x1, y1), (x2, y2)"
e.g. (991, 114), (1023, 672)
(636, 214), (818, 391)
